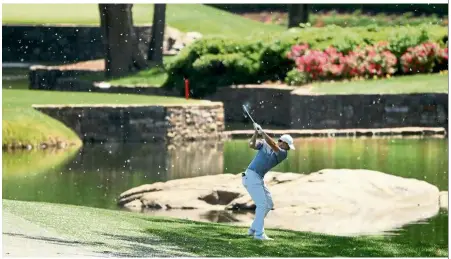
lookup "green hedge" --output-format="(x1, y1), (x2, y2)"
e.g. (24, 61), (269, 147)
(163, 25), (448, 97)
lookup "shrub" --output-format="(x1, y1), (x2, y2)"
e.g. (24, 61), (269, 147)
(287, 42), (398, 82)
(400, 42), (448, 74)
(163, 25), (447, 97)
(345, 43), (398, 78)
(285, 68), (309, 86)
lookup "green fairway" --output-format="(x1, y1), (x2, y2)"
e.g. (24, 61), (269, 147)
(3, 199), (448, 257)
(107, 67), (168, 87)
(108, 71), (448, 93)
(2, 89), (202, 147)
(2, 4), (284, 38)
(104, 56), (177, 87)
(310, 73), (449, 95)
(3, 89), (200, 109)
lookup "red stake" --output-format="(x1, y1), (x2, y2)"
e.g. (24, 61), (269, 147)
(184, 79), (190, 100)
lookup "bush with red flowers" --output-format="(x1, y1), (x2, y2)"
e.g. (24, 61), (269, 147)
(400, 42), (448, 74)
(286, 41), (447, 85)
(286, 42), (398, 84)
(345, 43), (397, 78)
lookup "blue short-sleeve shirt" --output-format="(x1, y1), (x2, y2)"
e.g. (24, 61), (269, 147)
(247, 140), (288, 178)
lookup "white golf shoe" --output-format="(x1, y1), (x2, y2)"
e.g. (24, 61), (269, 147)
(254, 233), (273, 241)
(247, 228), (255, 236)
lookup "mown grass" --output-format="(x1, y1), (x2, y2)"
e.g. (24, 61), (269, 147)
(69, 56), (174, 87)
(107, 67), (168, 87)
(109, 71), (449, 93)
(3, 200), (447, 257)
(2, 89), (204, 147)
(2, 4), (284, 38)
(254, 10), (447, 27)
(310, 73), (448, 95)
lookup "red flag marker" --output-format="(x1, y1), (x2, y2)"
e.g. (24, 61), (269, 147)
(184, 79), (189, 100)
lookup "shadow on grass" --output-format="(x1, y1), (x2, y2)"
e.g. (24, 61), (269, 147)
(3, 232), (105, 247)
(138, 217), (446, 257)
(97, 232), (193, 257)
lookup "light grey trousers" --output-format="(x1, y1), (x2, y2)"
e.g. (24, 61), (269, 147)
(242, 169), (274, 236)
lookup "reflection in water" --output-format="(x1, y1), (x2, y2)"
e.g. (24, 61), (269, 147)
(3, 142), (224, 209)
(224, 137), (448, 191)
(69, 141), (224, 182)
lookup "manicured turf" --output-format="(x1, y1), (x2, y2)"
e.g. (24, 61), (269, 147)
(3, 89), (201, 108)
(2, 89), (203, 147)
(110, 71), (449, 93)
(72, 56), (175, 87)
(107, 67), (168, 87)
(310, 73), (448, 95)
(2, 4), (284, 38)
(3, 200), (448, 257)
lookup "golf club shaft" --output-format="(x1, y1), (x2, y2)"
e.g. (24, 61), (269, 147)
(243, 105), (256, 124)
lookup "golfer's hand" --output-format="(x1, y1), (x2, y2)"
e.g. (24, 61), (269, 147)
(253, 123), (263, 134)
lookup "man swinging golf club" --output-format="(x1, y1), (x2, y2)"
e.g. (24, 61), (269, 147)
(242, 122), (295, 241)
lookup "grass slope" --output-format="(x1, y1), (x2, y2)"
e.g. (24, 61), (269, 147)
(2, 4), (283, 38)
(310, 73), (448, 95)
(3, 200), (447, 257)
(2, 89), (203, 147)
(106, 67), (168, 87)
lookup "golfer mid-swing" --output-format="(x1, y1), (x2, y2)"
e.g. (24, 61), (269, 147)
(242, 122), (295, 241)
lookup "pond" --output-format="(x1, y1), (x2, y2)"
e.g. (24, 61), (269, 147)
(3, 137), (448, 247)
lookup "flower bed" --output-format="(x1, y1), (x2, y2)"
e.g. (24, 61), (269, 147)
(163, 25), (448, 97)
(285, 41), (448, 85)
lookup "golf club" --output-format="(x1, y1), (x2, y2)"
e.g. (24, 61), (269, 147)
(242, 104), (256, 124)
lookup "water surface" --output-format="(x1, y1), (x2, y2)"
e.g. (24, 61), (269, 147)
(3, 138), (448, 246)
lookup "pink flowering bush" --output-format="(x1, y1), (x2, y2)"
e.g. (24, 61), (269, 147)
(286, 40), (448, 85)
(400, 42), (448, 73)
(345, 43), (397, 78)
(286, 41), (398, 84)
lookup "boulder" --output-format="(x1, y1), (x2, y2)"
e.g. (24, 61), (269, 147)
(164, 27), (202, 53)
(439, 191), (448, 210)
(118, 173), (249, 209)
(118, 169), (441, 236)
(123, 199), (144, 212)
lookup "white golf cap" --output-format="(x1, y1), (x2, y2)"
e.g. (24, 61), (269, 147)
(279, 134), (295, 150)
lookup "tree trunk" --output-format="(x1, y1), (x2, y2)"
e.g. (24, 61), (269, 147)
(148, 4), (166, 67)
(99, 4), (147, 79)
(288, 4), (309, 28)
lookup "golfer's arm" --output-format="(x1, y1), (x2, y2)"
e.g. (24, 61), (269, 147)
(249, 130), (260, 149)
(261, 131), (281, 152)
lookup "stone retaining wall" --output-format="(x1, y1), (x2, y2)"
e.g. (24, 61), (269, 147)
(206, 84), (296, 126)
(225, 127), (446, 138)
(29, 69), (180, 96)
(290, 92), (448, 129)
(3, 25), (186, 62)
(33, 103), (225, 144)
(29, 66), (101, 90)
(28, 71), (448, 130)
(4, 25), (109, 62)
(206, 85), (448, 129)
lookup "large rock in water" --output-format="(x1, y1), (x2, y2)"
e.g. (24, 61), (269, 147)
(118, 169), (441, 236)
